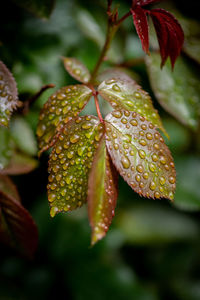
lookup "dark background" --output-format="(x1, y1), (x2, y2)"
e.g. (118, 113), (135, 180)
(0, 0), (200, 299)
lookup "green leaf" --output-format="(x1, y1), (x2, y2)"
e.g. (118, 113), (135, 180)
(0, 152), (38, 175)
(0, 61), (20, 127)
(146, 53), (200, 130)
(0, 127), (13, 170)
(13, 0), (56, 19)
(62, 57), (91, 83)
(117, 204), (199, 245)
(105, 110), (176, 200)
(48, 116), (104, 217)
(37, 85), (92, 155)
(98, 78), (167, 137)
(88, 136), (118, 245)
(95, 67), (139, 86)
(173, 156), (200, 212)
(0, 176), (38, 258)
(11, 117), (38, 156)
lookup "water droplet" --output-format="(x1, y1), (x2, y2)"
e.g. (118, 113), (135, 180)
(160, 156), (166, 164)
(152, 154), (158, 162)
(139, 139), (147, 146)
(67, 151), (74, 159)
(121, 156), (130, 169)
(136, 164), (143, 173)
(153, 143), (159, 150)
(49, 193), (56, 203)
(130, 119), (138, 126)
(146, 133), (152, 140)
(154, 191), (160, 199)
(134, 91), (141, 99)
(112, 111), (122, 118)
(114, 143), (119, 150)
(143, 172), (149, 179)
(141, 124), (147, 130)
(150, 181), (156, 190)
(159, 176), (166, 185)
(112, 84), (121, 92)
(139, 150), (146, 159)
(169, 176), (175, 184)
(70, 134), (80, 143)
(135, 174), (141, 182)
(50, 206), (58, 217)
(121, 118), (127, 124)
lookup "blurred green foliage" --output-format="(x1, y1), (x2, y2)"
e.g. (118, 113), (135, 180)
(0, 0), (200, 299)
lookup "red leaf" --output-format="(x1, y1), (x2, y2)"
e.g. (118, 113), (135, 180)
(131, 6), (149, 54)
(150, 9), (184, 68)
(135, 0), (161, 7)
(0, 176), (38, 258)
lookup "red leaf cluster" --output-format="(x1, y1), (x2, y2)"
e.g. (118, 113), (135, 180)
(131, 0), (184, 68)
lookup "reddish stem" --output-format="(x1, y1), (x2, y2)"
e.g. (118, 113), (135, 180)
(94, 93), (103, 123)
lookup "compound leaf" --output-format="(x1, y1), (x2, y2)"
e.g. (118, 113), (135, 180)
(48, 116), (104, 217)
(98, 78), (167, 137)
(146, 53), (200, 130)
(37, 85), (92, 155)
(0, 176), (38, 258)
(88, 136), (118, 245)
(63, 57), (91, 83)
(105, 110), (176, 200)
(0, 61), (20, 127)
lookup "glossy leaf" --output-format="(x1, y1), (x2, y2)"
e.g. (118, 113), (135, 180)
(131, 6), (149, 54)
(0, 177), (38, 258)
(98, 78), (167, 136)
(105, 110), (176, 200)
(146, 53), (200, 130)
(0, 61), (20, 127)
(0, 152), (38, 175)
(48, 116), (104, 217)
(150, 9), (184, 68)
(62, 57), (91, 83)
(95, 67), (138, 85)
(88, 136), (118, 245)
(13, 0), (56, 19)
(37, 85), (92, 155)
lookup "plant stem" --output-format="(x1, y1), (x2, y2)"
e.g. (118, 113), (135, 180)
(90, 9), (131, 82)
(94, 93), (103, 123)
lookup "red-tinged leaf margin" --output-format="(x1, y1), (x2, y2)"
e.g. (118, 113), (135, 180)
(149, 8), (184, 68)
(62, 57), (91, 83)
(88, 135), (118, 245)
(131, 6), (149, 54)
(0, 187), (38, 258)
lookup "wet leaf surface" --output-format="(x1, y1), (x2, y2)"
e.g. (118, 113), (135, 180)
(88, 136), (118, 245)
(105, 110), (176, 200)
(98, 78), (167, 136)
(48, 116), (104, 217)
(37, 85), (92, 155)
(63, 57), (91, 83)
